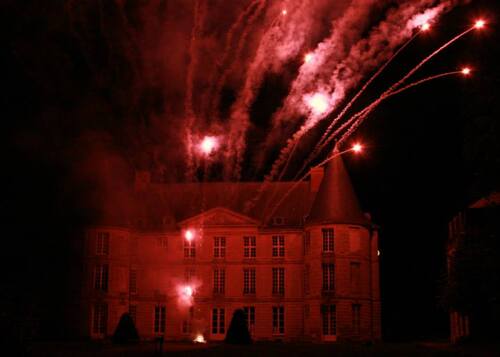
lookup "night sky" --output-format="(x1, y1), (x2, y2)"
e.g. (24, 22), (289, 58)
(2, 0), (499, 341)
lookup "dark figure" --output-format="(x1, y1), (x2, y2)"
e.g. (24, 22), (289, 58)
(224, 309), (252, 344)
(112, 313), (139, 344)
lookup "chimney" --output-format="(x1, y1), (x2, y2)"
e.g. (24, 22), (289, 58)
(309, 166), (324, 194)
(134, 170), (151, 191)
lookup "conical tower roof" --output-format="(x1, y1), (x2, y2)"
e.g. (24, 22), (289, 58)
(307, 149), (370, 226)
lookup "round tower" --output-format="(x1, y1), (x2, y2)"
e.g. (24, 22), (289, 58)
(304, 151), (381, 341)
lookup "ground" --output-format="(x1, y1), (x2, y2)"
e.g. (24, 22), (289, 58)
(27, 341), (500, 357)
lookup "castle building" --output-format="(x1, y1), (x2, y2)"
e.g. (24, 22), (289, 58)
(447, 192), (500, 343)
(80, 154), (381, 342)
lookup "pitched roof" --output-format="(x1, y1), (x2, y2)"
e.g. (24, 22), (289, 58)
(306, 152), (370, 226)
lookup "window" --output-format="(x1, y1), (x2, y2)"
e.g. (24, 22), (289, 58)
(129, 305), (137, 323)
(352, 304), (361, 334)
(94, 264), (109, 291)
(272, 267), (285, 295)
(185, 268), (195, 282)
(304, 264), (310, 295)
(182, 307), (194, 334)
(243, 306), (255, 334)
(129, 269), (137, 294)
(96, 231), (109, 255)
(92, 303), (108, 335)
(159, 237), (168, 249)
(322, 228), (334, 253)
(322, 264), (335, 292)
(243, 268), (256, 295)
(243, 236), (256, 258)
(272, 306), (284, 334)
(214, 237), (226, 258)
(272, 235), (285, 257)
(212, 308), (225, 334)
(184, 239), (195, 258)
(154, 305), (166, 334)
(350, 262), (361, 293)
(321, 304), (337, 336)
(213, 269), (225, 294)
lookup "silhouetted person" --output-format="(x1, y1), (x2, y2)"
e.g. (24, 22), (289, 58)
(112, 313), (139, 344)
(225, 309), (252, 344)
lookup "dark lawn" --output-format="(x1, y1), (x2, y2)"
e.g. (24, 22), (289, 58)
(26, 341), (500, 357)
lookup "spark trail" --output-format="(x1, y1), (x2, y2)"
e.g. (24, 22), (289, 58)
(264, 1), (452, 183)
(206, 0), (267, 119)
(282, 30), (422, 181)
(185, 0), (206, 181)
(268, 70), (466, 220)
(295, 21), (482, 180)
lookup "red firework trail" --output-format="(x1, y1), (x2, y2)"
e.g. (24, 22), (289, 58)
(336, 70), (466, 146)
(293, 24), (481, 180)
(184, 0), (206, 181)
(285, 30), (422, 182)
(269, 70), (466, 218)
(207, 0), (267, 118)
(312, 32), (422, 159)
(386, 24), (479, 96)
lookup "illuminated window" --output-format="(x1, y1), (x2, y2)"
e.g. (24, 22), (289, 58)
(322, 228), (334, 253)
(243, 268), (256, 295)
(352, 304), (361, 334)
(212, 308), (225, 334)
(272, 235), (285, 257)
(154, 305), (166, 334)
(350, 262), (361, 293)
(182, 307), (194, 334)
(243, 236), (256, 258)
(184, 239), (195, 258)
(272, 267), (285, 295)
(321, 304), (337, 336)
(322, 264), (334, 292)
(129, 269), (137, 294)
(243, 306), (255, 334)
(94, 264), (109, 291)
(92, 303), (108, 335)
(96, 232), (109, 255)
(213, 269), (225, 295)
(272, 306), (284, 334)
(214, 237), (226, 258)
(129, 305), (137, 323)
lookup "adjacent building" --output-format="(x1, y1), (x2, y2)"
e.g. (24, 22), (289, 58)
(79, 154), (381, 342)
(447, 192), (500, 343)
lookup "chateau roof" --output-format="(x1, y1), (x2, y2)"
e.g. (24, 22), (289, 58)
(306, 151), (370, 226)
(95, 157), (372, 230)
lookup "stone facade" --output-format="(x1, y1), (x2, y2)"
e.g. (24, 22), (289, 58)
(80, 155), (381, 342)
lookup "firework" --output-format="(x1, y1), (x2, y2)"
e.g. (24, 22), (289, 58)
(199, 136), (218, 155)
